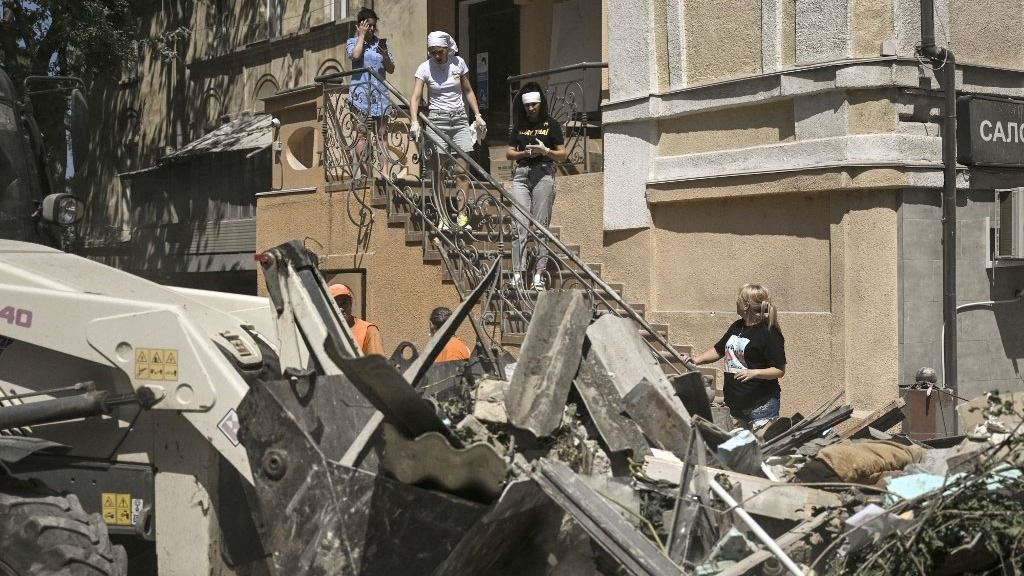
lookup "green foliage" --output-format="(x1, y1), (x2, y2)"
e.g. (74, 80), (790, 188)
(840, 392), (1024, 575)
(0, 0), (137, 89)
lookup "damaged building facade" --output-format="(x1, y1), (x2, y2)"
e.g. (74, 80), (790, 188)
(75, 0), (1024, 426)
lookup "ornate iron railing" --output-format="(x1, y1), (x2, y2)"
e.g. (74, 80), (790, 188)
(316, 67), (688, 374)
(507, 62), (606, 174)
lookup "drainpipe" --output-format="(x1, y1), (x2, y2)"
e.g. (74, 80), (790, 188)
(919, 0), (958, 432)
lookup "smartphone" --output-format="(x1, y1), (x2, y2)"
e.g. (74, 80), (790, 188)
(378, 38), (388, 52)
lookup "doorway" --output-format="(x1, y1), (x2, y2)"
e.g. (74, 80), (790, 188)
(459, 0), (519, 144)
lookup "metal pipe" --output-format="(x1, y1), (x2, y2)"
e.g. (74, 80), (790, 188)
(708, 477), (805, 576)
(0, 391), (110, 430)
(920, 0), (958, 431)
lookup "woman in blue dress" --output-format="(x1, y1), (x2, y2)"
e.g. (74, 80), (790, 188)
(345, 7), (395, 179)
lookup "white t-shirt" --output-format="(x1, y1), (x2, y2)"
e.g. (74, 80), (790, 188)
(414, 56), (470, 111)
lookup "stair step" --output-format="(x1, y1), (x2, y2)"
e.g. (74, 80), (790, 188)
(388, 212), (411, 226)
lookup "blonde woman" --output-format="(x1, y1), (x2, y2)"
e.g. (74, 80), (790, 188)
(682, 284), (786, 429)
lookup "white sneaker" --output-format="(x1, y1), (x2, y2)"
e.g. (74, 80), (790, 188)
(511, 272), (524, 289)
(532, 273), (546, 291)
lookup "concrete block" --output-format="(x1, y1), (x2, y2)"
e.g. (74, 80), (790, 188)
(794, 91), (849, 141)
(603, 123), (655, 231)
(622, 378), (691, 456)
(902, 259), (942, 303)
(761, 0), (783, 73)
(796, 0), (850, 65)
(505, 290), (592, 437)
(574, 353), (651, 459)
(584, 314), (672, 398)
(901, 218), (942, 261)
(473, 378), (509, 424)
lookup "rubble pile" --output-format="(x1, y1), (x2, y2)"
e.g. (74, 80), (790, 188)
(239, 285), (1024, 575)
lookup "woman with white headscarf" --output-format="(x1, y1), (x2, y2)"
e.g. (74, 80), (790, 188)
(505, 81), (567, 290)
(409, 31), (485, 154)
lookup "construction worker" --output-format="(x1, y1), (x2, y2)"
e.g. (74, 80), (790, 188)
(329, 283), (384, 356)
(429, 306), (471, 362)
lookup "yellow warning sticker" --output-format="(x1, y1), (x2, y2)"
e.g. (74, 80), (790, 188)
(116, 493), (132, 526)
(134, 348), (179, 382)
(101, 492), (117, 525)
(101, 492), (136, 526)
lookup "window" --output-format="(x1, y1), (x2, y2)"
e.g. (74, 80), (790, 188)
(253, 76), (279, 113)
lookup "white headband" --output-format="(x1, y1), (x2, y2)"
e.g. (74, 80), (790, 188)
(521, 91), (542, 104)
(427, 31), (458, 54)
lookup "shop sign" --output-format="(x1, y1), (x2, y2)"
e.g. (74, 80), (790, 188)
(958, 95), (1024, 167)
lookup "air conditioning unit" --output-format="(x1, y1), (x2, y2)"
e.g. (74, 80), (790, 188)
(994, 188), (1024, 260)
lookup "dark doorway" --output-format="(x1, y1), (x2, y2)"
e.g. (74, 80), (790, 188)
(460, 0), (519, 145)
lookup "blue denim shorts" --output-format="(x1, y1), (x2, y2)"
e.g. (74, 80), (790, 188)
(733, 395), (781, 430)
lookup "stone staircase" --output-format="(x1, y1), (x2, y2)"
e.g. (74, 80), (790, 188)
(366, 175), (716, 387)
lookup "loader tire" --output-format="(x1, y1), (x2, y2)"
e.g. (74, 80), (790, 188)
(0, 476), (127, 576)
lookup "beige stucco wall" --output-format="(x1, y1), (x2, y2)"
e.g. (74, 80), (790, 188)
(849, 89), (898, 134)
(950, 0), (1024, 70)
(258, 88), (475, 354)
(657, 100), (796, 156)
(642, 188), (899, 416)
(685, 0), (762, 85)
(852, 0), (893, 58)
(519, 0), (554, 76)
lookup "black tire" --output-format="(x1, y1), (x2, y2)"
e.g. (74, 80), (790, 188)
(0, 476), (127, 576)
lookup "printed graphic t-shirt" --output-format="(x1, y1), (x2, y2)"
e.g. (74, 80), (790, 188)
(713, 320), (786, 410)
(509, 116), (565, 166)
(414, 56), (470, 111)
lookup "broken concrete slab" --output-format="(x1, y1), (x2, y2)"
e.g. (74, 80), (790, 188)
(716, 430), (765, 477)
(505, 290), (592, 437)
(472, 377), (509, 424)
(623, 378), (692, 457)
(574, 352), (650, 459)
(644, 450), (842, 521)
(583, 314), (672, 398)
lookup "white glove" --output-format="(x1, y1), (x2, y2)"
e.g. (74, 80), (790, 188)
(409, 121), (421, 141)
(474, 114), (487, 144)
(525, 138), (550, 158)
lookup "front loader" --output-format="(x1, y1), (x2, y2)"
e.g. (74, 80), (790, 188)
(0, 238), (506, 575)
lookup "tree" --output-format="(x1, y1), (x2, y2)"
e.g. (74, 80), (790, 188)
(0, 0), (137, 181)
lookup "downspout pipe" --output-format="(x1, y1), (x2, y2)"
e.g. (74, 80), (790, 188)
(920, 0), (958, 432)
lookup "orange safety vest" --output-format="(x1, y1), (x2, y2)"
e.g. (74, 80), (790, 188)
(351, 318), (378, 353)
(436, 336), (471, 362)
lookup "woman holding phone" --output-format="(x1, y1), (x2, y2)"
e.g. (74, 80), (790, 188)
(345, 7), (394, 179)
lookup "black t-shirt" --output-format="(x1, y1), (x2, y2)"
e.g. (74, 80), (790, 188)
(509, 116), (564, 166)
(713, 319), (786, 410)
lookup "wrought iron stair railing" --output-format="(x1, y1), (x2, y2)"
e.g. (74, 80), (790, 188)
(317, 67), (690, 374)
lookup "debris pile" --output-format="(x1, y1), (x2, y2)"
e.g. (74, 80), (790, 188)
(239, 283), (1024, 575)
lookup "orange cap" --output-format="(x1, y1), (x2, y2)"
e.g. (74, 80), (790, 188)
(328, 283), (352, 298)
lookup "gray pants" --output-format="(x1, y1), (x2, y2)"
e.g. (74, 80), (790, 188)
(509, 163), (555, 273)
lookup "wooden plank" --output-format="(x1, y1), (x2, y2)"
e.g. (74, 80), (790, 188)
(532, 459), (685, 576)
(715, 513), (830, 576)
(835, 399), (906, 439)
(643, 451), (842, 521)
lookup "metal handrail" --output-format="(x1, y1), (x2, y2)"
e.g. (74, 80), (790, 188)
(316, 67), (688, 373)
(506, 62), (607, 83)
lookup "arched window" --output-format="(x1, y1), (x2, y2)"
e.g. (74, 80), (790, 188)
(201, 89), (224, 134)
(253, 75), (279, 113)
(316, 59), (343, 81)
